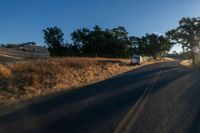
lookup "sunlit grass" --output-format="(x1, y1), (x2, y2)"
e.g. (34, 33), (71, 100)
(180, 60), (192, 68)
(0, 57), (134, 107)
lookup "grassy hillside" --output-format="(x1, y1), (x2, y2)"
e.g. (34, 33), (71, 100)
(0, 57), (136, 106)
(0, 48), (49, 64)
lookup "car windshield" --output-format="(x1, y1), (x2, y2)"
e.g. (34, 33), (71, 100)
(0, 1), (200, 133)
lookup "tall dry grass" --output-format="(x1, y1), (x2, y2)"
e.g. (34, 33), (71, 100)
(0, 57), (133, 106)
(0, 64), (11, 77)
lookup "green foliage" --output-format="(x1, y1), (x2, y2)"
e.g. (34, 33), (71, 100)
(43, 25), (173, 58)
(167, 17), (200, 51)
(167, 17), (200, 67)
(71, 25), (132, 57)
(133, 34), (173, 59)
(43, 26), (67, 56)
(163, 51), (191, 59)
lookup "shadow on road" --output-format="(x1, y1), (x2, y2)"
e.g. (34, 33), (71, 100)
(0, 61), (195, 133)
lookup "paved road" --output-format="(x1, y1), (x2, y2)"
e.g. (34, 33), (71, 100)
(0, 61), (200, 133)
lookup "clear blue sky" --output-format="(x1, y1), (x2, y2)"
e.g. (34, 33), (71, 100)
(1, 0), (200, 52)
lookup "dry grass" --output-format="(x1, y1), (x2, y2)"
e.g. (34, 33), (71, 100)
(0, 48), (172, 115)
(0, 48), (136, 108)
(0, 57), (135, 107)
(0, 64), (11, 77)
(180, 60), (192, 68)
(162, 57), (175, 61)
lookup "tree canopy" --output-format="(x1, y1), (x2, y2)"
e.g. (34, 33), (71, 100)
(167, 17), (200, 67)
(167, 17), (200, 51)
(43, 25), (173, 58)
(71, 25), (130, 57)
(137, 34), (172, 59)
(43, 26), (67, 56)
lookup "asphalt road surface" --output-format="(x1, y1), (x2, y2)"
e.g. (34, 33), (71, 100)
(0, 61), (200, 133)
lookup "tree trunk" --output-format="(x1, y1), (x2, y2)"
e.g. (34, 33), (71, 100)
(192, 52), (196, 69)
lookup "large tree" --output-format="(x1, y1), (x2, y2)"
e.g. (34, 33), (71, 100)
(167, 17), (200, 67)
(43, 26), (66, 56)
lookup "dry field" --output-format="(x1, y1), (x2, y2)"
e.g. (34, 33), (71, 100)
(0, 48), (165, 115)
(0, 48), (49, 64)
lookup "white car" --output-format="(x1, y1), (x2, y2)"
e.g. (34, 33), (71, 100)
(131, 55), (143, 65)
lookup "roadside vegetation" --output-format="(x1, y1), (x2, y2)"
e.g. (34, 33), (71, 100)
(167, 17), (200, 68)
(0, 54), (164, 116)
(0, 16), (200, 115)
(43, 26), (173, 58)
(0, 57), (132, 106)
(42, 17), (200, 68)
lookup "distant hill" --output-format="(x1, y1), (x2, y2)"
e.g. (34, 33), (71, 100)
(0, 47), (49, 64)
